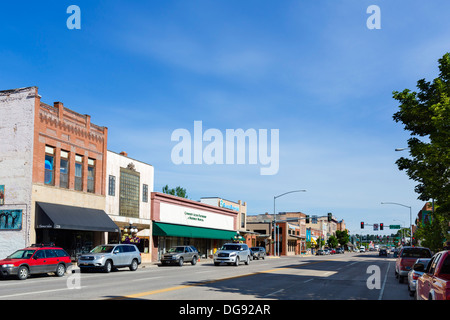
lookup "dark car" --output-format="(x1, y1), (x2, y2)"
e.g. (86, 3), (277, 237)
(379, 249), (388, 257)
(250, 247), (266, 260)
(160, 246), (199, 266)
(0, 244), (72, 280)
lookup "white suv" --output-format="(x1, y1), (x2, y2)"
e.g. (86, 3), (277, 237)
(214, 243), (251, 266)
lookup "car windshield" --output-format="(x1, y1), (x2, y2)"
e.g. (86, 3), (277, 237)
(250, 248), (259, 252)
(90, 245), (115, 253)
(401, 248), (431, 258)
(221, 245), (241, 251)
(7, 249), (36, 259)
(168, 247), (185, 253)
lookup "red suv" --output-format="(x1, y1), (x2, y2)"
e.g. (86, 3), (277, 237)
(0, 244), (72, 280)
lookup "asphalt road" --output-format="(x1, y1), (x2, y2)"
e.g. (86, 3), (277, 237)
(0, 252), (412, 301)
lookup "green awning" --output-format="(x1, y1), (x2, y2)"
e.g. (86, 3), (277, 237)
(153, 222), (237, 240)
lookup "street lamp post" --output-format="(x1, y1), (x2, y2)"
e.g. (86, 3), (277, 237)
(273, 189), (307, 256)
(381, 202), (413, 245)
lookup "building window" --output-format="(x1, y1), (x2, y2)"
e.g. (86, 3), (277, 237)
(119, 167), (140, 218)
(60, 150), (69, 189)
(75, 155), (83, 191)
(44, 146), (55, 186)
(87, 158), (95, 193)
(108, 175), (116, 196)
(241, 213), (245, 228)
(143, 184), (148, 203)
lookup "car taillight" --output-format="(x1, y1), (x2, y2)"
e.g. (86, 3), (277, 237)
(412, 272), (420, 280)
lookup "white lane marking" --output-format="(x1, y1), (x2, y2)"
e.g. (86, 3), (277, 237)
(378, 262), (391, 300)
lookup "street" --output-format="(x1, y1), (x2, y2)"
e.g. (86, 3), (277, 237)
(0, 252), (411, 300)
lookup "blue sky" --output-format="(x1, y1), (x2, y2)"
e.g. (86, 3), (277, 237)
(1, 1), (449, 235)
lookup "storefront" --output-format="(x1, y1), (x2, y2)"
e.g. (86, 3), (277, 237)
(151, 192), (239, 262)
(35, 202), (120, 260)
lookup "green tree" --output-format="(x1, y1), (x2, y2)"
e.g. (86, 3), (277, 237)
(327, 235), (338, 248)
(162, 185), (188, 198)
(392, 52), (450, 247)
(335, 230), (350, 247)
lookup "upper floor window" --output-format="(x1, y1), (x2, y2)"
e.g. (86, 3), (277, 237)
(60, 150), (69, 189)
(143, 184), (149, 203)
(44, 146), (55, 186)
(87, 158), (95, 193)
(108, 175), (116, 196)
(119, 167), (140, 218)
(74, 155), (83, 191)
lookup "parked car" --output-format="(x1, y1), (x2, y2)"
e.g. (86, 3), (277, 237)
(360, 247), (366, 253)
(214, 243), (251, 266)
(416, 250), (450, 300)
(330, 249), (336, 254)
(336, 248), (345, 254)
(407, 258), (431, 297)
(0, 244), (71, 280)
(77, 244), (141, 273)
(250, 247), (266, 260)
(316, 249), (325, 255)
(395, 246), (432, 283)
(160, 246), (199, 266)
(379, 249), (388, 257)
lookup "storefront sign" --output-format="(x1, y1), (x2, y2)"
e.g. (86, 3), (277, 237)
(184, 211), (207, 222)
(159, 202), (234, 230)
(219, 200), (239, 212)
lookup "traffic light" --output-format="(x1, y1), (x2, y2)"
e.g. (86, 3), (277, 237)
(361, 222), (364, 229)
(327, 212), (332, 222)
(306, 215), (310, 223)
(380, 223), (384, 230)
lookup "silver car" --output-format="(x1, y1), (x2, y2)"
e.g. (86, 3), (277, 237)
(214, 243), (251, 266)
(407, 258), (431, 297)
(77, 244), (141, 273)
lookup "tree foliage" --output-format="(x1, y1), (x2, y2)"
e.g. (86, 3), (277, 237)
(392, 53), (450, 247)
(162, 184), (188, 198)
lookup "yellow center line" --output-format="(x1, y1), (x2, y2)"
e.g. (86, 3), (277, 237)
(107, 260), (331, 300)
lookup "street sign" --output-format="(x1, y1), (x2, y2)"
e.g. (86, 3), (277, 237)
(389, 225), (401, 229)
(373, 223), (378, 231)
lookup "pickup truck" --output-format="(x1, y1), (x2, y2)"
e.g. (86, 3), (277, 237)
(416, 250), (450, 300)
(395, 246), (432, 283)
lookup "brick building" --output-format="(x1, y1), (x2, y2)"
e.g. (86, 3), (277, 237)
(0, 87), (118, 259)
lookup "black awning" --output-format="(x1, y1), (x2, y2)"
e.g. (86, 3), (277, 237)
(36, 202), (119, 233)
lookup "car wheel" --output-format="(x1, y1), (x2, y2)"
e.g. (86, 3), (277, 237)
(129, 259), (138, 271)
(234, 256), (240, 266)
(245, 256), (250, 265)
(178, 257), (184, 267)
(104, 260), (112, 273)
(17, 265), (29, 280)
(55, 263), (66, 277)
(191, 256), (197, 265)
